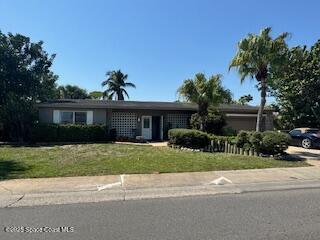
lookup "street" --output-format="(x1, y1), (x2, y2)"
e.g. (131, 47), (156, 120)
(1, 188), (320, 240)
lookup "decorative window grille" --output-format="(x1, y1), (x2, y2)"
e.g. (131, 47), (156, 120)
(167, 113), (190, 129)
(111, 112), (137, 138)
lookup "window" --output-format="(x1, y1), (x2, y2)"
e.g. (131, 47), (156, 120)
(60, 111), (88, 124)
(143, 118), (150, 128)
(306, 129), (319, 134)
(75, 112), (87, 124)
(60, 112), (73, 124)
(289, 130), (301, 137)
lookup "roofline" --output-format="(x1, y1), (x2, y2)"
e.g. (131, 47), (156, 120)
(37, 100), (274, 112)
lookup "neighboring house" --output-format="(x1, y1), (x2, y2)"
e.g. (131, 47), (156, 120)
(37, 99), (274, 140)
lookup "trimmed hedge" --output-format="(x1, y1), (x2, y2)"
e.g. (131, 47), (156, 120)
(168, 129), (210, 149)
(31, 124), (108, 142)
(235, 130), (290, 155)
(209, 134), (236, 144)
(261, 131), (291, 155)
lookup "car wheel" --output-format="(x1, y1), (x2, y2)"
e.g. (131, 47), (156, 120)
(301, 138), (312, 149)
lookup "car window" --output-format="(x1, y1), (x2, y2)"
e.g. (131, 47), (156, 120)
(289, 130), (301, 136)
(306, 129), (319, 134)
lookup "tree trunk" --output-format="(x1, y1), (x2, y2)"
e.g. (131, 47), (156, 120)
(198, 100), (208, 131)
(256, 79), (267, 132)
(117, 91), (124, 101)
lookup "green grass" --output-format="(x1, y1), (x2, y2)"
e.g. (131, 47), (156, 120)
(0, 143), (308, 180)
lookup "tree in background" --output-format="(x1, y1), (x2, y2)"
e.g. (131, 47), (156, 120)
(229, 27), (289, 131)
(89, 91), (104, 100)
(56, 85), (89, 99)
(102, 70), (136, 100)
(190, 106), (226, 134)
(238, 94), (253, 105)
(270, 40), (320, 129)
(0, 31), (58, 141)
(177, 73), (232, 131)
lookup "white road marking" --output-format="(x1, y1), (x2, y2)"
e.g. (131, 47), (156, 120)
(208, 176), (233, 185)
(97, 182), (121, 191)
(120, 174), (126, 186)
(96, 175), (126, 191)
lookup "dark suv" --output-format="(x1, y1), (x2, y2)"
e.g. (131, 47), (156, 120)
(288, 128), (320, 149)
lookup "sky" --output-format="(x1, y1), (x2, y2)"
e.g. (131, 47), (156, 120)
(1, 0), (320, 105)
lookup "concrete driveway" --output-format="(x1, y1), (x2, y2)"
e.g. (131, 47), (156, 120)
(287, 146), (320, 166)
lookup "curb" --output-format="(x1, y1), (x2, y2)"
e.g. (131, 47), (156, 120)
(3, 179), (320, 208)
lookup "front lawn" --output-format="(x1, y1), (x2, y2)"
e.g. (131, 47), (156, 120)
(0, 143), (308, 180)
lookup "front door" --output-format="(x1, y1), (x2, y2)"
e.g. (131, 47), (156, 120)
(142, 116), (152, 140)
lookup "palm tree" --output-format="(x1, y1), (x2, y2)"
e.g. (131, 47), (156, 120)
(229, 27), (289, 131)
(238, 94), (253, 105)
(102, 70), (136, 100)
(178, 73), (232, 117)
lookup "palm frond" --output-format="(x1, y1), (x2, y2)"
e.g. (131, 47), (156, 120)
(124, 82), (136, 88)
(122, 89), (130, 99)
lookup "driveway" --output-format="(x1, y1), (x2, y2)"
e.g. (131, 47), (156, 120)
(287, 146), (320, 166)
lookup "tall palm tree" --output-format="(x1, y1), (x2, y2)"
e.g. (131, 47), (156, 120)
(178, 73), (232, 116)
(229, 27), (289, 131)
(102, 70), (136, 100)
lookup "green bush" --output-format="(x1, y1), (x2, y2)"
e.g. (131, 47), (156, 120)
(31, 124), (108, 142)
(190, 108), (226, 135)
(31, 124), (59, 142)
(243, 143), (252, 151)
(168, 128), (210, 149)
(233, 130), (290, 155)
(249, 131), (263, 152)
(235, 131), (251, 147)
(261, 131), (290, 155)
(221, 127), (237, 136)
(209, 134), (236, 144)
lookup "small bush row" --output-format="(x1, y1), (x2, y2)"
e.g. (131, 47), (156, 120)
(168, 129), (210, 149)
(168, 128), (290, 155)
(235, 130), (290, 155)
(168, 128), (236, 149)
(209, 134), (236, 144)
(31, 124), (108, 142)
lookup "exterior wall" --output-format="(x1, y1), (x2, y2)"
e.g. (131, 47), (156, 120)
(225, 116), (257, 131)
(92, 109), (107, 124)
(264, 113), (274, 130)
(111, 111), (137, 138)
(38, 108), (107, 125)
(110, 109), (193, 139)
(38, 106), (274, 139)
(225, 114), (274, 132)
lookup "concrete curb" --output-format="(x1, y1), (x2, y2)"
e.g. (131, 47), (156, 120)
(3, 179), (320, 208)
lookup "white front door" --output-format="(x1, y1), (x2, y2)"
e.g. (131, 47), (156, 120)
(141, 116), (152, 140)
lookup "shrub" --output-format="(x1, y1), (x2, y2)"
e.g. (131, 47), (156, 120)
(221, 127), (237, 136)
(261, 131), (290, 155)
(31, 124), (108, 142)
(168, 128), (210, 149)
(233, 130), (290, 155)
(209, 134), (236, 144)
(190, 108), (226, 135)
(243, 143), (252, 151)
(204, 110), (226, 134)
(190, 114), (202, 131)
(109, 128), (117, 141)
(235, 131), (251, 147)
(249, 131), (263, 152)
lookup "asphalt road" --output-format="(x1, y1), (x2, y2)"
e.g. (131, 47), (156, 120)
(1, 189), (320, 240)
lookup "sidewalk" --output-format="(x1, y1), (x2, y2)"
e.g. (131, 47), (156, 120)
(1, 165), (320, 208)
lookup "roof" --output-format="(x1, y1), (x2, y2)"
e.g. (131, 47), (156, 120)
(292, 128), (319, 133)
(37, 99), (274, 113)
